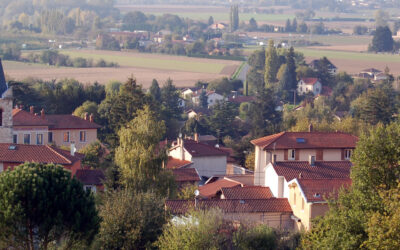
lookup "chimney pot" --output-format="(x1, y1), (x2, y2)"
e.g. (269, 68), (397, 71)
(40, 108), (45, 119)
(194, 133), (199, 142)
(89, 114), (94, 123)
(30, 106), (34, 114)
(84, 112), (88, 120)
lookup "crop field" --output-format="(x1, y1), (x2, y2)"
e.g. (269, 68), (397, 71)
(297, 48), (400, 75)
(5, 50), (240, 87)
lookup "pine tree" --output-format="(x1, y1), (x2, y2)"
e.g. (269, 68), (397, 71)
(230, 5), (239, 32)
(264, 40), (279, 87)
(285, 19), (291, 32)
(199, 91), (208, 108)
(292, 18), (298, 32)
(149, 79), (161, 101)
(286, 47), (297, 90)
(208, 16), (214, 26)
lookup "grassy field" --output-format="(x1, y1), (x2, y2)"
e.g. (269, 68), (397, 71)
(59, 50), (227, 74)
(7, 50), (240, 87)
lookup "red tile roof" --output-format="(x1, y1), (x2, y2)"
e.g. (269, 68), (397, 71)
(221, 186), (273, 199)
(251, 132), (358, 150)
(301, 78), (319, 85)
(12, 108), (101, 129)
(166, 157), (193, 169)
(75, 169), (105, 186)
(166, 198), (292, 215)
(0, 143), (80, 165)
(12, 109), (51, 126)
(273, 161), (351, 182)
(199, 179), (242, 198)
(46, 114), (101, 129)
(172, 168), (200, 182)
(181, 139), (228, 157)
(296, 178), (352, 203)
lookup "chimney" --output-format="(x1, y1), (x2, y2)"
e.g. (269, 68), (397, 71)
(299, 172), (303, 179)
(271, 154), (277, 165)
(308, 123), (313, 132)
(40, 108), (45, 119)
(70, 143), (76, 156)
(30, 106), (34, 114)
(84, 112), (88, 120)
(89, 114), (94, 123)
(194, 133), (199, 142)
(309, 155), (316, 166)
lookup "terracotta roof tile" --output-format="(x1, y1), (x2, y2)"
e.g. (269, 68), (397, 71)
(251, 132), (358, 149)
(300, 78), (319, 85)
(46, 114), (101, 129)
(172, 168), (200, 182)
(166, 198), (292, 215)
(221, 186), (273, 199)
(199, 179), (242, 198)
(166, 157), (193, 169)
(182, 139), (228, 157)
(0, 143), (79, 165)
(273, 161), (351, 182)
(12, 109), (52, 126)
(75, 169), (105, 186)
(296, 178), (352, 202)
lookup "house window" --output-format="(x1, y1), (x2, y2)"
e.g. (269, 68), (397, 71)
(80, 131), (86, 142)
(288, 149), (296, 160)
(23, 134), (31, 144)
(63, 132), (70, 142)
(13, 134), (17, 144)
(48, 132), (53, 143)
(344, 149), (352, 160)
(36, 134), (43, 145)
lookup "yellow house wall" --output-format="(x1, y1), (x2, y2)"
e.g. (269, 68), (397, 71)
(13, 126), (49, 145)
(51, 129), (97, 150)
(223, 212), (293, 231)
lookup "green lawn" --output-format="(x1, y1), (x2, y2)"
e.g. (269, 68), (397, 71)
(296, 48), (400, 63)
(59, 50), (228, 74)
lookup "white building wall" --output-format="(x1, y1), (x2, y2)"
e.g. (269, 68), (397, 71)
(264, 163), (278, 195)
(191, 155), (227, 177)
(323, 149), (342, 161)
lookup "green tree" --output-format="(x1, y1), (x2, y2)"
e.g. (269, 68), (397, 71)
(208, 101), (238, 140)
(73, 100), (98, 121)
(105, 80), (122, 95)
(208, 16), (214, 25)
(161, 78), (182, 138)
(264, 40), (279, 86)
(248, 17), (258, 31)
(233, 224), (278, 250)
(230, 4), (239, 32)
(351, 87), (396, 125)
(97, 190), (166, 250)
(199, 91), (208, 108)
(115, 105), (175, 196)
(285, 19), (291, 32)
(370, 26), (394, 52)
(314, 57), (334, 87)
(79, 141), (106, 168)
(0, 163), (99, 249)
(149, 78), (161, 101)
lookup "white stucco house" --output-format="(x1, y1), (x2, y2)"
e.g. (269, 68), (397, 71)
(297, 78), (322, 96)
(191, 91), (225, 107)
(168, 137), (228, 178)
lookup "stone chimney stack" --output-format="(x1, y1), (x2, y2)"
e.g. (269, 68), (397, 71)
(84, 112), (88, 120)
(194, 133), (199, 142)
(40, 108), (45, 119)
(89, 114), (94, 123)
(30, 106), (34, 114)
(309, 123), (313, 132)
(309, 155), (316, 166)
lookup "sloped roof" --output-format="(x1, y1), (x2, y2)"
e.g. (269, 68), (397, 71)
(46, 114), (101, 129)
(75, 169), (105, 186)
(273, 161), (351, 182)
(166, 157), (193, 169)
(12, 108), (101, 129)
(166, 198), (292, 215)
(300, 78), (319, 85)
(251, 132), (358, 150)
(0, 144), (80, 165)
(183, 139), (228, 157)
(0, 58), (7, 96)
(12, 109), (52, 126)
(296, 178), (352, 203)
(172, 168), (200, 182)
(221, 186), (273, 199)
(199, 178), (242, 198)
(361, 68), (381, 74)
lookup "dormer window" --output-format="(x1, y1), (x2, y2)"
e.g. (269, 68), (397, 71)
(344, 149), (352, 160)
(288, 149), (295, 160)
